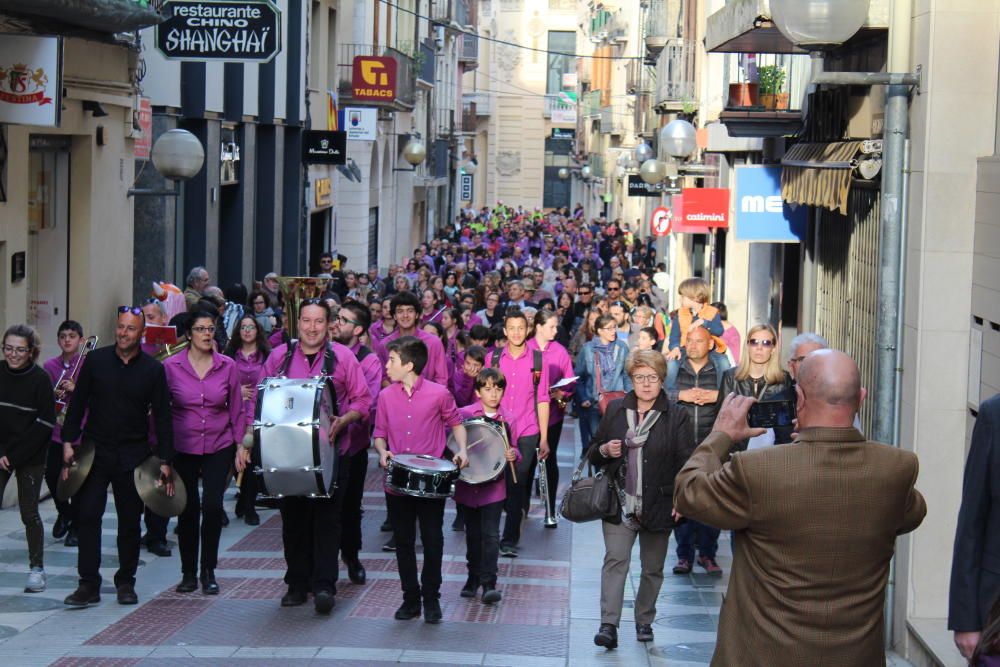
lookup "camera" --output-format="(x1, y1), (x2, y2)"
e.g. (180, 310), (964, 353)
(748, 399), (796, 429)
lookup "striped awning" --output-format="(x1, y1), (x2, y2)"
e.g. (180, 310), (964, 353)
(780, 141), (863, 215)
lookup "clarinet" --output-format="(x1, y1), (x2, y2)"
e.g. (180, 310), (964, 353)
(536, 448), (558, 527)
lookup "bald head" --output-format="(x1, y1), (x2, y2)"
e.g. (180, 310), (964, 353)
(797, 349), (861, 407)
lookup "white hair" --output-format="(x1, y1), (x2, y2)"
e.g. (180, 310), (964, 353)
(789, 332), (830, 356)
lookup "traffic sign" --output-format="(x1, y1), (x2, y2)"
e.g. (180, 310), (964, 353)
(650, 206), (672, 237)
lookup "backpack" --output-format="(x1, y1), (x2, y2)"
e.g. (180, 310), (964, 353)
(490, 348), (544, 390)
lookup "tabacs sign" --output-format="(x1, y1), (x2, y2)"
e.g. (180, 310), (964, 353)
(156, 0), (282, 63)
(302, 130), (346, 165)
(352, 56), (397, 102)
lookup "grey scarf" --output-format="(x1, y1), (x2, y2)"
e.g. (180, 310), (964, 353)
(620, 407), (661, 529)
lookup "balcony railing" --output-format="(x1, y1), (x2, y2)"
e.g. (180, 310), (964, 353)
(338, 43), (416, 110)
(543, 94), (577, 122)
(464, 91), (493, 116)
(435, 106), (455, 138)
(724, 52), (812, 112)
(600, 104), (627, 135)
(432, 0), (476, 28)
(459, 33), (479, 65)
(626, 60), (654, 94)
(655, 40), (696, 108)
(643, 0), (672, 57)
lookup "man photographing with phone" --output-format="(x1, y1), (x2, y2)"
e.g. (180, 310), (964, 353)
(674, 349), (926, 666)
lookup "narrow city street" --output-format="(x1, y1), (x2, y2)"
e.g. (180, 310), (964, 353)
(0, 420), (740, 667)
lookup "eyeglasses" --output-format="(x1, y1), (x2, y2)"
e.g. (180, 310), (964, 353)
(117, 306), (144, 317)
(253, 299), (266, 305)
(240, 325), (257, 332)
(748, 338), (776, 348)
(599, 325), (617, 332)
(607, 286), (620, 291)
(337, 315), (360, 327)
(2, 345), (29, 355)
(192, 326), (216, 334)
(302, 298), (326, 307)
(579, 290), (592, 296)
(632, 374), (660, 385)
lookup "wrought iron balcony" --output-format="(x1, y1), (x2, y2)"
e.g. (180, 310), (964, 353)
(464, 91), (493, 116)
(626, 60), (654, 94)
(337, 43), (416, 111)
(432, 0), (476, 29)
(643, 0), (669, 57)
(654, 40), (697, 110)
(599, 103), (628, 136)
(460, 101), (477, 134)
(458, 33), (478, 66)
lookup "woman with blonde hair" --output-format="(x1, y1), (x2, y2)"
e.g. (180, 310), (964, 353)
(717, 323), (794, 449)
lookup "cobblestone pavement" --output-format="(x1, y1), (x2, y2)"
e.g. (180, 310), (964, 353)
(0, 420), (912, 666)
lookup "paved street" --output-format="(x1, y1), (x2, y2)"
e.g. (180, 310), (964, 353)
(0, 420), (909, 666)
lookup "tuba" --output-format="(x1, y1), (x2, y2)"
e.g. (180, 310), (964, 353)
(276, 276), (329, 340)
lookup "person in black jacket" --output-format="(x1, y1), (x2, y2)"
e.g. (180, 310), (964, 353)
(717, 323), (794, 449)
(950, 393), (1000, 660)
(587, 349), (694, 650)
(665, 325), (724, 576)
(0, 324), (55, 593)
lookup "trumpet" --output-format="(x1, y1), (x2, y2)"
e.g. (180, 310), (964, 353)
(536, 447), (558, 528)
(55, 335), (98, 424)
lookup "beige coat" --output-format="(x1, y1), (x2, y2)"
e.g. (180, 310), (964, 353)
(674, 428), (926, 667)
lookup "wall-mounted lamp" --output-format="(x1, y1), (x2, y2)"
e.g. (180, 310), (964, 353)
(82, 100), (108, 118)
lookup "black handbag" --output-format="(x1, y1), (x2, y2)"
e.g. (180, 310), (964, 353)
(559, 455), (620, 523)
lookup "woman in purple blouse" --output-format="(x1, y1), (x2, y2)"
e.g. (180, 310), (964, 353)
(223, 314), (270, 526)
(164, 312), (246, 596)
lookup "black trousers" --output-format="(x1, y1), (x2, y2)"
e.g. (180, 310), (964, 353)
(339, 449), (368, 561)
(280, 455), (349, 595)
(144, 506), (169, 542)
(0, 464), (45, 569)
(45, 440), (75, 525)
(386, 493), (444, 603)
(502, 433), (539, 547)
(462, 499), (503, 585)
(523, 420), (564, 516)
(236, 452), (258, 515)
(173, 446), (234, 574)
(75, 454), (144, 587)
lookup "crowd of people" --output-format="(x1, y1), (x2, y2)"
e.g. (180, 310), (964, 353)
(0, 201), (996, 665)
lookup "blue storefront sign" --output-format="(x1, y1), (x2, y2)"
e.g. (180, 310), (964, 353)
(734, 165), (808, 243)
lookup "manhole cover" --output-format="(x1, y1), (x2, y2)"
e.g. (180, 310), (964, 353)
(651, 640), (716, 663)
(653, 612), (719, 632)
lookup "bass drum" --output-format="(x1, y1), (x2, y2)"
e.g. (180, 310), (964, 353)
(449, 417), (508, 485)
(253, 377), (337, 498)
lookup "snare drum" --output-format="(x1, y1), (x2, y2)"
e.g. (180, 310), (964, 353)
(450, 417), (509, 485)
(253, 377), (338, 498)
(385, 454), (459, 498)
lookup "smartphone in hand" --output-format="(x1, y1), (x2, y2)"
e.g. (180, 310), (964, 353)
(748, 400), (797, 429)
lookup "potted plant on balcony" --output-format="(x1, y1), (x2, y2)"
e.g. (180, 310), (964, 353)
(758, 65), (788, 110)
(727, 79), (759, 108)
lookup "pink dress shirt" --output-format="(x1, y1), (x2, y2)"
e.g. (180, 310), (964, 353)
(494, 345), (551, 443)
(231, 349), (267, 432)
(528, 338), (575, 426)
(163, 351), (245, 455)
(43, 354), (82, 444)
(343, 342), (382, 457)
(263, 341), (372, 455)
(453, 402), (520, 508)
(373, 377), (462, 459)
(372, 328), (450, 386)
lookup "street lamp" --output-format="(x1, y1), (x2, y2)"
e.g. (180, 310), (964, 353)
(770, 0), (870, 51)
(634, 140), (654, 164)
(403, 137), (427, 166)
(581, 165), (591, 179)
(659, 119), (697, 160)
(129, 128), (205, 196)
(638, 159), (669, 185)
(463, 158), (478, 175)
(557, 167), (570, 180)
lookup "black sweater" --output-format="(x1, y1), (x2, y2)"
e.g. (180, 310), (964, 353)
(0, 362), (55, 467)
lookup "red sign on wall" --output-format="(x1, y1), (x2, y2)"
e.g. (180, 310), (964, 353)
(134, 97), (152, 160)
(679, 188), (730, 228)
(352, 56), (397, 102)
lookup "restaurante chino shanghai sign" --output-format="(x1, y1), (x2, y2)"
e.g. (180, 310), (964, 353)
(156, 0), (282, 63)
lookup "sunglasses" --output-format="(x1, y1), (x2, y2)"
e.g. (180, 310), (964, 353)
(748, 338), (776, 348)
(117, 306), (145, 317)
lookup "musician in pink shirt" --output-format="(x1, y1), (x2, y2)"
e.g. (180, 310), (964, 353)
(527, 309), (575, 526)
(373, 336), (468, 625)
(223, 314), (270, 526)
(163, 312), (246, 596)
(455, 369), (519, 605)
(251, 299), (370, 615)
(42, 320), (87, 546)
(330, 300), (382, 587)
(371, 291), (449, 386)
(450, 345), (486, 408)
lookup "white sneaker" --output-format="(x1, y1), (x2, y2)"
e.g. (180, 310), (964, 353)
(25, 568), (45, 593)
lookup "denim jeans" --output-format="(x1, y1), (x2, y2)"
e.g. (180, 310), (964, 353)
(577, 404), (601, 458)
(674, 519), (720, 562)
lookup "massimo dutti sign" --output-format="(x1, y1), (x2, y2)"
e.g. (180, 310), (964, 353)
(302, 130), (347, 165)
(156, 0), (282, 63)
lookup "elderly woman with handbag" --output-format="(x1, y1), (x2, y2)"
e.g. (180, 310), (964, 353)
(585, 349), (694, 649)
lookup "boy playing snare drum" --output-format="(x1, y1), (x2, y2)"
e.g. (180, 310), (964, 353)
(373, 336), (468, 624)
(455, 368), (520, 604)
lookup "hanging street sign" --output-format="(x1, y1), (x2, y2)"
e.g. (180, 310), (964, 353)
(628, 175), (660, 198)
(156, 0), (282, 63)
(650, 206), (672, 237)
(302, 130), (347, 165)
(0, 35), (61, 127)
(352, 56), (397, 102)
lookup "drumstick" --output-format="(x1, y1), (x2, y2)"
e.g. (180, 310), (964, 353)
(502, 436), (518, 485)
(235, 471), (244, 487)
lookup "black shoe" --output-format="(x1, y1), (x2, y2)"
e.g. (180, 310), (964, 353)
(594, 623), (618, 649)
(499, 544), (518, 558)
(481, 583), (501, 604)
(52, 514), (69, 540)
(451, 514), (464, 532)
(220, 511), (229, 527)
(314, 589), (335, 614)
(234, 500), (245, 519)
(116, 584), (138, 605)
(344, 557), (366, 585)
(380, 519), (392, 532)
(423, 597), (442, 624)
(394, 601), (421, 620)
(636, 623), (654, 642)
(382, 536), (396, 552)
(244, 510), (260, 526)
(460, 575), (479, 598)
(175, 573), (198, 593)
(64, 585), (100, 607)
(63, 528), (79, 547)
(280, 588), (307, 607)
(146, 540), (172, 557)
(200, 569), (219, 595)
